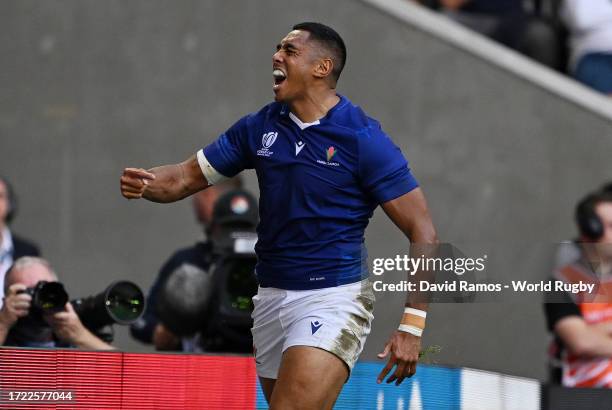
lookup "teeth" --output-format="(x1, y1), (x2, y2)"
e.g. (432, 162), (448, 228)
(273, 69), (286, 80)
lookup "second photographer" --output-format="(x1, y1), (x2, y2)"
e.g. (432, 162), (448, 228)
(131, 186), (258, 353)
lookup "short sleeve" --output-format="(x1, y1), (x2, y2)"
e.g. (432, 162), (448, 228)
(358, 126), (419, 203)
(200, 115), (254, 181)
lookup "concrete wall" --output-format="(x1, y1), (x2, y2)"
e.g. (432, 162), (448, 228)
(2, 0), (611, 380)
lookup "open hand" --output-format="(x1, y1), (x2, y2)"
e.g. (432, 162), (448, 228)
(377, 330), (421, 385)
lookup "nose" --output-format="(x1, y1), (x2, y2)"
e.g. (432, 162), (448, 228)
(273, 50), (283, 65)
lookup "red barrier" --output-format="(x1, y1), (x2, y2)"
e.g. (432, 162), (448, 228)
(0, 348), (257, 409)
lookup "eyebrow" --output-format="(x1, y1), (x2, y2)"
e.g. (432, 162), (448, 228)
(276, 42), (298, 52)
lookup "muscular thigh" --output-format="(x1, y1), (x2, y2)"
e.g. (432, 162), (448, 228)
(259, 377), (276, 404)
(270, 346), (348, 410)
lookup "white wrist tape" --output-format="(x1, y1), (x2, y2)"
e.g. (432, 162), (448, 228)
(398, 324), (423, 337)
(404, 307), (427, 318)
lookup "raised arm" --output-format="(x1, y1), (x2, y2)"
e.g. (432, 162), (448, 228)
(120, 155), (209, 203)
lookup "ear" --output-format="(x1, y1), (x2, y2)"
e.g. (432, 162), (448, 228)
(313, 57), (334, 80)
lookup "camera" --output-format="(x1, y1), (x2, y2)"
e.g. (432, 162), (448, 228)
(19, 280), (145, 336)
(156, 189), (259, 352)
(9, 280), (145, 347)
(18, 281), (68, 315)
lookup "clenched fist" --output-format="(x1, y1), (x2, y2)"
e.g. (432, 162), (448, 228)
(120, 168), (156, 199)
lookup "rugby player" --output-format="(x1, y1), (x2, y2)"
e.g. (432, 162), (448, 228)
(120, 22), (437, 409)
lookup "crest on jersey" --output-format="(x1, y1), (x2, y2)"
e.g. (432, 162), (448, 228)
(326, 146), (336, 162)
(262, 132), (278, 149)
(316, 145), (340, 167)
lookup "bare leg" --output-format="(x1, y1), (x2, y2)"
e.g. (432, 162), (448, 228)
(269, 346), (348, 410)
(259, 377), (276, 404)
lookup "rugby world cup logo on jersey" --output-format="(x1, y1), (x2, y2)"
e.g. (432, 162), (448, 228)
(257, 132), (278, 157)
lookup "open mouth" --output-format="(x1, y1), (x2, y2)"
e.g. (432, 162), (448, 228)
(273, 69), (286, 91)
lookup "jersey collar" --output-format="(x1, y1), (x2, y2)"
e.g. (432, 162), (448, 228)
(288, 112), (319, 130)
(280, 95), (348, 129)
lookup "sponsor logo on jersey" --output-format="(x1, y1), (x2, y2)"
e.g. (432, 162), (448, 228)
(316, 146), (340, 166)
(311, 320), (323, 335)
(295, 141), (305, 156)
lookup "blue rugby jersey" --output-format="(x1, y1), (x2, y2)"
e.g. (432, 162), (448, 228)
(200, 95), (418, 290)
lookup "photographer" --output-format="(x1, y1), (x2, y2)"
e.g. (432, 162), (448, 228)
(130, 177), (254, 352)
(0, 256), (114, 350)
(544, 185), (612, 387)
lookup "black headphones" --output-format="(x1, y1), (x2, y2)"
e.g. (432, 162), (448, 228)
(0, 176), (17, 224)
(575, 185), (612, 240)
(576, 193), (603, 240)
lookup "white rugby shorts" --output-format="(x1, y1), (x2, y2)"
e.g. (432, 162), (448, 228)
(251, 278), (375, 379)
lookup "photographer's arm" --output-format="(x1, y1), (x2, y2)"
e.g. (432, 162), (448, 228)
(591, 322), (612, 336)
(0, 284), (31, 345)
(47, 303), (115, 350)
(555, 316), (612, 357)
(120, 155), (209, 203)
(71, 328), (115, 350)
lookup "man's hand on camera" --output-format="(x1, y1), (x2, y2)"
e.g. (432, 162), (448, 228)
(45, 302), (88, 345)
(45, 303), (115, 350)
(0, 284), (31, 328)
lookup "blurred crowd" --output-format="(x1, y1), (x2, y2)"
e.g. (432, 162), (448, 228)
(416, 0), (612, 95)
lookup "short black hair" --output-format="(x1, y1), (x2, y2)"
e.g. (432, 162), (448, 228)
(575, 189), (612, 239)
(292, 22), (346, 84)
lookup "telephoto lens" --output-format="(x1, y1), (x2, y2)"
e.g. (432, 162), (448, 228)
(72, 281), (145, 330)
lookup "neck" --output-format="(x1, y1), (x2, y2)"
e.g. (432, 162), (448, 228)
(287, 88), (340, 123)
(583, 244), (612, 276)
